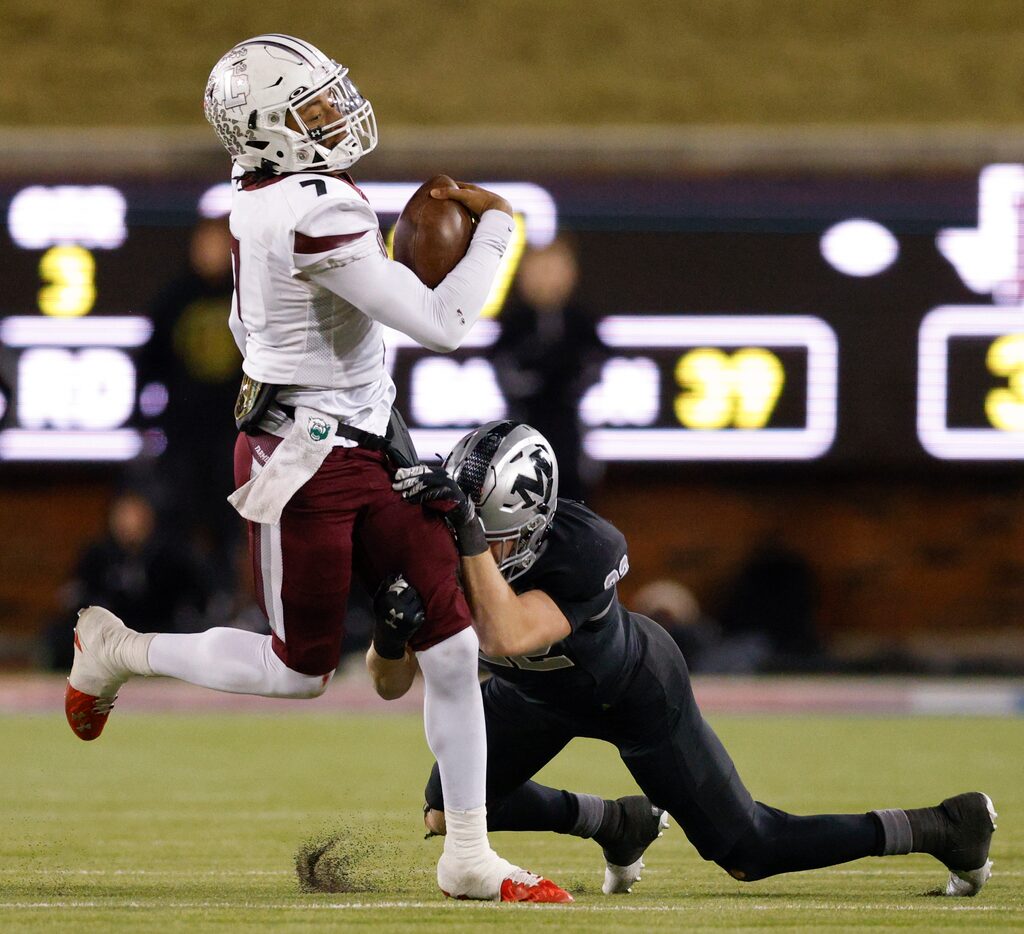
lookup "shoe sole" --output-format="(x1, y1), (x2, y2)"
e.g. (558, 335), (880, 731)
(499, 877), (573, 903)
(944, 793), (997, 897)
(64, 682), (110, 741)
(440, 878), (574, 903)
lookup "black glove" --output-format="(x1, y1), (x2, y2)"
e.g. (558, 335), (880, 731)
(392, 466), (488, 557)
(372, 575), (426, 660)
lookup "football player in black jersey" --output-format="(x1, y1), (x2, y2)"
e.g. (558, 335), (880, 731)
(368, 421), (997, 898)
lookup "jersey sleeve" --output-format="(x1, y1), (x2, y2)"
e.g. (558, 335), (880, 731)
(534, 517), (629, 633)
(290, 195), (382, 277)
(306, 209), (515, 353)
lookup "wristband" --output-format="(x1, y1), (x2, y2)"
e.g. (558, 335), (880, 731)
(454, 515), (489, 557)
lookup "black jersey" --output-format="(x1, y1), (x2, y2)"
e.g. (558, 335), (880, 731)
(478, 499), (644, 706)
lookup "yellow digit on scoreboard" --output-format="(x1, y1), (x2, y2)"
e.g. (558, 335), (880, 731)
(675, 347), (785, 430)
(985, 334), (1024, 432)
(674, 348), (734, 428)
(38, 245), (96, 318)
(731, 347), (785, 428)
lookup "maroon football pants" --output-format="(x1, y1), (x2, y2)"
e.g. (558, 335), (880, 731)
(234, 432), (471, 676)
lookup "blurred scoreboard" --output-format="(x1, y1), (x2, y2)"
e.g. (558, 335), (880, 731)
(1, 165), (1022, 469)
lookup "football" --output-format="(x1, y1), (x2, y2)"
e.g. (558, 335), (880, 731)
(393, 174), (474, 288)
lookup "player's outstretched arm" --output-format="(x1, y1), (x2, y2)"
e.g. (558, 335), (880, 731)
(393, 466), (570, 657)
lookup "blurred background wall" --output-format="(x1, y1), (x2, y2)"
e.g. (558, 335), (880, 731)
(2, 0), (1024, 672)
(6, 0), (1024, 127)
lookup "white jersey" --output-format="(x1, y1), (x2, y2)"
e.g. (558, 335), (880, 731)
(227, 170), (514, 442)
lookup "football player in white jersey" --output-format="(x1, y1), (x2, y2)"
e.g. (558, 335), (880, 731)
(64, 33), (570, 904)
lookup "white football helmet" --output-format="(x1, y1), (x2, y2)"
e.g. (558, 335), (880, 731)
(446, 421), (559, 581)
(204, 34), (377, 174)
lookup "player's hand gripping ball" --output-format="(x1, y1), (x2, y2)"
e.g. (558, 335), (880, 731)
(393, 175), (473, 287)
(393, 176), (513, 287)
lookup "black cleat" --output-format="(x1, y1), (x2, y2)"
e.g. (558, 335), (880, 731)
(934, 792), (997, 896)
(592, 795), (669, 894)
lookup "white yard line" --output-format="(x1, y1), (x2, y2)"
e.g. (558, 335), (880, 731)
(0, 900), (1016, 912)
(7, 866), (1021, 877)
(0, 868), (291, 876)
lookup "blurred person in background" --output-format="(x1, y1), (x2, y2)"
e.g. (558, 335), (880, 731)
(631, 579), (723, 673)
(44, 491), (209, 670)
(491, 234), (604, 501)
(141, 216), (243, 618)
(713, 536), (827, 673)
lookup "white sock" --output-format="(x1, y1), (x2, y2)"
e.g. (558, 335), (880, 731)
(147, 628), (331, 698)
(441, 805), (506, 868)
(118, 630), (155, 677)
(417, 627), (496, 866)
(417, 627), (488, 812)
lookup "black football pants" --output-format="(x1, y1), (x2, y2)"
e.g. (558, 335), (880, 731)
(425, 614), (882, 879)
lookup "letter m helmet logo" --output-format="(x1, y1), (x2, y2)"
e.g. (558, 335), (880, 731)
(510, 449), (553, 506)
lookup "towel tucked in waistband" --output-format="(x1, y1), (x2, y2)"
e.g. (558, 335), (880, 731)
(227, 406), (339, 526)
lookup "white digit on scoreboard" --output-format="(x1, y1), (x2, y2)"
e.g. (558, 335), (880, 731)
(17, 347), (136, 431)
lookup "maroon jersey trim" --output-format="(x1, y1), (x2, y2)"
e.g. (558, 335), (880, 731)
(238, 170), (368, 198)
(293, 231), (367, 253)
(239, 171), (293, 191)
(336, 171), (370, 204)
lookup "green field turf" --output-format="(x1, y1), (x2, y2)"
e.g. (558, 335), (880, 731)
(0, 711), (1021, 932)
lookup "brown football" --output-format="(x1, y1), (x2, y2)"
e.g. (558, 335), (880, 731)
(393, 174), (474, 288)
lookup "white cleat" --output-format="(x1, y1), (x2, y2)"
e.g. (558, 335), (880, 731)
(437, 851), (572, 902)
(602, 809), (670, 894)
(945, 859), (993, 897)
(64, 606), (142, 741)
(436, 849), (515, 900)
(603, 856), (645, 895)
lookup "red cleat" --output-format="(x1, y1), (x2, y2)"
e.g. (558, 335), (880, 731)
(499, 876), (574, 903)
(64, 681), (117, 741)
(64, 607), (136, 741)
